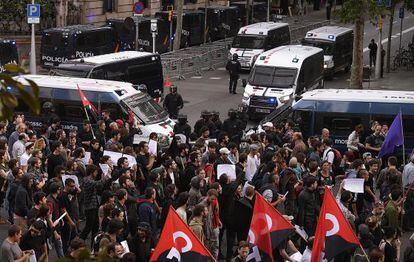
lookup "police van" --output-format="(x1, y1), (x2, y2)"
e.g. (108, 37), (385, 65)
(0, 39), (19, 73)
(41, 25), (117, 68)
(107, 17), (170, 53)
(155, 10), (205, 48)
(50, 51), (164, 99)
(242, 45), (324, 118)
(11, 75), (174, 148)
(302, 26), (353, 78)
(261, 89), (414, 153)
(230, 22), (290, 70)
(198, 6), (241, 41)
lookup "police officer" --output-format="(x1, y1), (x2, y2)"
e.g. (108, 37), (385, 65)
(173, 114), (191, 139)
(211, 111), (222, 137)
(194, 110), (214, 137)
(222, 109), (243, 143)
(163, 85), (184, 119)
(226, 53), (242, 94)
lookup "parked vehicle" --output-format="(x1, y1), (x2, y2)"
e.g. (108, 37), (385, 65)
(11, 75), (174, 148)
(198, 6), (241, 41)
(229, 22), (290, 70)
(242, 45), (324, 119)
(41, 25), (117, 68)
(0, 39), (19, 73)
(51, 51), (164, 99)
(107, 17), (170, 53)
(155, 10), (205, 47)
(303, 26), (353, 78)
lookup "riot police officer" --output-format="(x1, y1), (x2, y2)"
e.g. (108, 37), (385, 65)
(173, 114), (191, 139)
(225, 53), (242, 94)
(222, 109), (244, 143)
(163, 85), (184, 119)
(194, 110), (214, 137)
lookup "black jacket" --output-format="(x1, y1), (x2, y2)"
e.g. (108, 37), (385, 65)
(226, 59), (241, 77)
(219, 181), (239, 227)
(163, 93), (184, 117)
(233, 196), (254, 234)
(297, 188), (320, 228)
(14, 174), (33, 217)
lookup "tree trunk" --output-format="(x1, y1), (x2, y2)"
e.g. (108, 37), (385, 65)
(57, 0), (64, 27)
(386, 6), (395, 73)
(173, 0), (184, 51)
(350, 17), (365, 89)
(246, 0), (251, 25)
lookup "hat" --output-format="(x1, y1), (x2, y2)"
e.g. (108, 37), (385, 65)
(137, 222), (151, 232)
(25, 142), (34, 148)
(219, 147), (230, 155)
(115, 119), (124, 126)
(150, 166), (165, 175)
(263, 122), (274, 128)
(362, 152), (372, 159)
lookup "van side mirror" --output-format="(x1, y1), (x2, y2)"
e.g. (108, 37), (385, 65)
(242, 79), (247, 87)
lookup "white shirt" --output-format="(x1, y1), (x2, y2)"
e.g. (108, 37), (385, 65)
(402, 162), (414, 188)
(20, 152), (30, 167)
(246, 154), (260, 182)
(168, 171), (175, 184)
(12, 140), (25, 160)
(322, 147), (335, 164)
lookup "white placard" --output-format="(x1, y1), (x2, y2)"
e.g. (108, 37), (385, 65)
(99, 164), (110, 176)
(124, 154), (137, 168)
(103, 150), (123, 165)
(62, 174), (79, 188)
(82, 151), (91, 165)
(217, 164), (236, 181)
(290, 251), (302, 261)
(133, 134), (149, 145)
(121, 240), (130, 253)
(148, 139), (158, 155)
(343, 178), (365, 193)
(294, 224), (308, 241)
(53, 212), (67, 227)
(29, 252), (37, 262)
(175, 134), (187, 144)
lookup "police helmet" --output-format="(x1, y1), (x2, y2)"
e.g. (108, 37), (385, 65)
(170, 85), (178, 92)
(228, 108), (237, 118)
(201, 110), (211, 118)
(232, 53), (239, 60)
(178, 114), (187, 122)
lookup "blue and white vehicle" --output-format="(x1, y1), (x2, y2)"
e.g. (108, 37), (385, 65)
(12, 75), (174, 148)
(242, 45), (324, 118)
(229, 22), (290, 70)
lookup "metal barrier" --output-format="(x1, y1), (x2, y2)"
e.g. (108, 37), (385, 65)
(161, 20), (330, 80)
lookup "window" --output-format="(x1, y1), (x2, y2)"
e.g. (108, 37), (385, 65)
(127, 59), (162, 84)
(75, 31), (108, 49)
(249, 66), (297, 88)
(103, 63), (128, 82)
(322, 115), (362, 133)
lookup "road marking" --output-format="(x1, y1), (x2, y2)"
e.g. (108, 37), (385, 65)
(217, 67), (226, 71)
(191, 76), (203, 79)
(363, 25), (414, 53)
(209, 77), (222, 80)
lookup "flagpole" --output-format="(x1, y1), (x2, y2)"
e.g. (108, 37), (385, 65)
(83, 107), (96, 139)
(359, 244), (371, 262)
(401, 111), (406, 166)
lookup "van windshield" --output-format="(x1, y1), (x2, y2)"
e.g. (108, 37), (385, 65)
(249, 66), (296, 88)
(42, 32), (69, 51)
(302, 39), (334, 55)
(50, 68), (90, 78)
(122, 93), (168, 124)
(232, 35), (266, 49)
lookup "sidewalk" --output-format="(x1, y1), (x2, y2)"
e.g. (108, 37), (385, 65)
(365, 69), (414, 91)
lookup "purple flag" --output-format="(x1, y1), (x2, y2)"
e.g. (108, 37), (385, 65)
(378, 112), (404, 158)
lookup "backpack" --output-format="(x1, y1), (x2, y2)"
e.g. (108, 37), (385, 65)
(328, 148), (342, 174)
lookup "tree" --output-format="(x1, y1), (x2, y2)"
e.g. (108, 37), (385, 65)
(0, 65), (40, 121)
(338, 0), (381, 88)
(173, 0), (184, 51)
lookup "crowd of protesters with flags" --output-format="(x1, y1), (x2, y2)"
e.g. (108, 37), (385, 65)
(1, 87), (414, 262)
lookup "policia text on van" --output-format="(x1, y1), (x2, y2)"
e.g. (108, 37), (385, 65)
(51, 51), (164, 99)
(11, 75), (174, 148)
(264, 89), (414, 154)
(41, 25), (117, 68)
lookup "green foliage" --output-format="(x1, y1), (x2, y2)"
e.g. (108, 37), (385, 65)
(337, 0), (383, 23)
(0, 65), (40, 121)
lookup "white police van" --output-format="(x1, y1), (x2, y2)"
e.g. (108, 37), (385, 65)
(229, 22), (290, 70)
(242, 45), (324, 118)
(303, 26), (353, 78)
(11, 75), (174, 148)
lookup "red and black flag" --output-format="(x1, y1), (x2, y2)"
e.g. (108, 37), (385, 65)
(312, 187), (360, 261)
(150, 206), (215, 262)
(247, 192), (295, 262)
(77, 84), (98, 117)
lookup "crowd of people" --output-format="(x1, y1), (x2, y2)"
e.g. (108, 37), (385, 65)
(0, 107), (414, 262)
